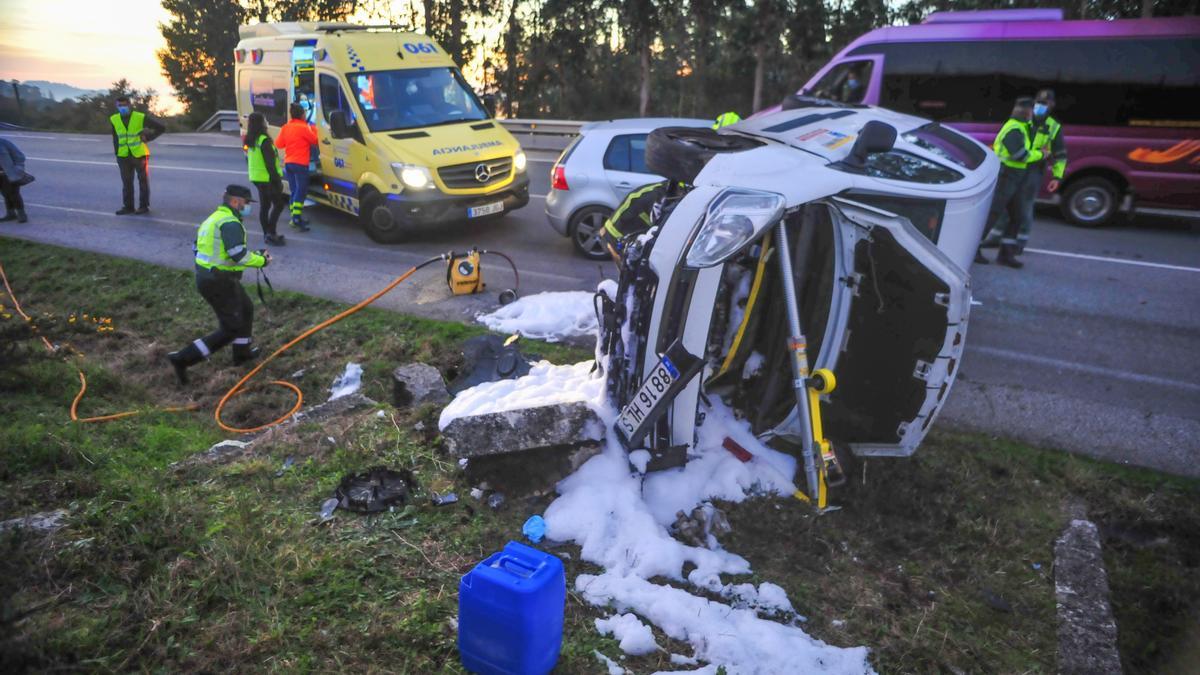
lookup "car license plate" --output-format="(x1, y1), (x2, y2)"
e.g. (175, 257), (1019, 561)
(468, 201), (505, 218)
(617, 355), (681, 440)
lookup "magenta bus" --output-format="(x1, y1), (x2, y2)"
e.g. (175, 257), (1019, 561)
(795, 9), (1200, 226)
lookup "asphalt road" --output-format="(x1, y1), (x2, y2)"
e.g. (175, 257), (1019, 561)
(2, 131), (1198, 477)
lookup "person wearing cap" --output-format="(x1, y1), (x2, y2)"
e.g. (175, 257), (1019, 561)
(976, 97), (1043, 269)
(981, 88), (1068, 253)
(167, 185), (272, 385)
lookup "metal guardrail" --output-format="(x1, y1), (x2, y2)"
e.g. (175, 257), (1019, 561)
(195, 111), (582, 151)
(197, 110), (240, 133)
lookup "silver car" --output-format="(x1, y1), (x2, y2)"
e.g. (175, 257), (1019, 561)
(545, 118), (711, 259)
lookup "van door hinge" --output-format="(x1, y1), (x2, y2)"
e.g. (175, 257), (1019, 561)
(934, 292), (950, 307)
(843, 272), (863, 296)
(912, 360), (933, 381)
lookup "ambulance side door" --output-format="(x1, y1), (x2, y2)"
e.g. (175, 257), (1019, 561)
(317, 72), (363, 213)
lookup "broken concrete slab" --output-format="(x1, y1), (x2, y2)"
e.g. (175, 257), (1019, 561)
(441, 401), (604, 458)
(172, 393), (377, 470)
(0, 509), (68, 535)
(1055, 518), (1122, 675)
(393, 363), (451, 408)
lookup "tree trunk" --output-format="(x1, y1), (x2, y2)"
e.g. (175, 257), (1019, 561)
(423, 0), (434, 36)
(1141, 0), (1154, 17)
(639, 42), (651, 117)
(752, 41), (766, 113)
(694, 11), (708, 117)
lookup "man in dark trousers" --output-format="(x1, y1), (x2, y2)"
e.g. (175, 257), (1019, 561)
(976, 97), (1042, 269)
(0, 136), (30, 223)
(110, 95), (165, 215)
(168, 185), (272, 385)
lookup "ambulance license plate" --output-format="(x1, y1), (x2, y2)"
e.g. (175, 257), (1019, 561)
(617, 355), (680, 439)
(468, 201), (504, 218)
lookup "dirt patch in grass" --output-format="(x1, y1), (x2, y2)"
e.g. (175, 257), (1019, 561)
(1, 240), (1197, 673)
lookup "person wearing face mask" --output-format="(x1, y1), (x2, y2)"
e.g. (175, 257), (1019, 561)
(109, 95), (165, 215)
(976, 97), (1043, 269)
(167, 185), (272, 385)
(981, 89), (1068, 253)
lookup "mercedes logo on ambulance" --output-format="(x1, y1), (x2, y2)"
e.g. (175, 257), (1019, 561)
(474, 163), (491, 183)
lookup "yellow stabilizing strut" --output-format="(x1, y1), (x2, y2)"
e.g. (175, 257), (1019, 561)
(792, 368), (838, 509)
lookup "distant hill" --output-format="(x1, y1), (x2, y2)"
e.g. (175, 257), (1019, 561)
(20, 81), (105, 101)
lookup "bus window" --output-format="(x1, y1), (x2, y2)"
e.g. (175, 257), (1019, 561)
(247, 72), (289, 126)
(807, 61), (873, 104)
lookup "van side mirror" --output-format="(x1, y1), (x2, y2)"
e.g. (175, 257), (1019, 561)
(846, 120), (897, 168)
(481, 93), (497, 118)
(329, 110), (353, 139)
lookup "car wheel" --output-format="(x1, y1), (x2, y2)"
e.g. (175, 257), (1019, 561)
(569, 205), (613, 260)
(361, 191), (404, 243)
(1061, 176), (1119, 228)
(645, 127), (763, 184)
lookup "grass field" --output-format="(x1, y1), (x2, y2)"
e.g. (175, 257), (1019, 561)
(1, 238), (1197, 673)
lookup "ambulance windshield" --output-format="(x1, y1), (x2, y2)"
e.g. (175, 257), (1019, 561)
(347, 67), (488, 132)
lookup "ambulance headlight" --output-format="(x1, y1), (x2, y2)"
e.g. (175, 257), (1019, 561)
(685, 189), (786, 268)
(392, 163), (433, 190)
(514, 150), (527, 173)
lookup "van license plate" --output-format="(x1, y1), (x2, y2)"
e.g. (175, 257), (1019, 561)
(468, 201), (505, 218)
(617, 355), (680, 440)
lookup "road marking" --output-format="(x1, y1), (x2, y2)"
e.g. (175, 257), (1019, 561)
(2, 133), (101, 142)
(26, 156), (244, 175)
(529, 158), (557, 164)
(970, 345), (1200, 394)
(530, 193), (547, 199)
(23, 202), (589, 285)
(1026, 247), (1200, 274)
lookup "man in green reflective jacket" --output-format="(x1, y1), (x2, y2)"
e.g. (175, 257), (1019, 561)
(167, 185), (272, 385)
(977, 97), (1041, 269)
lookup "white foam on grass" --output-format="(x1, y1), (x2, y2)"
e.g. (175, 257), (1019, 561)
(594, 650), (627, 675)
(476, 280), (616, 343)
(595, 613), (659, 656)
(440, 358), (873, 673)
(329, 362), (362, 400)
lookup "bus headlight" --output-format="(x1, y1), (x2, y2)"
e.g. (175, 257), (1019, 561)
(514, 150), (528, 173)
(392, 163), (434, 190)
(685, 188), (785, 268)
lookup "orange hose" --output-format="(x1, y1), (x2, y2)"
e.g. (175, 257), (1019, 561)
(2, 257), (437, 432)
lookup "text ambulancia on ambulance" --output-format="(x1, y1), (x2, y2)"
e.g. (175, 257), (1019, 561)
(235, 22), (530, 243)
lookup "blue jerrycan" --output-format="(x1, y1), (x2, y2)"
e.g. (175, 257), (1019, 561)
(458, 541), (565, 674)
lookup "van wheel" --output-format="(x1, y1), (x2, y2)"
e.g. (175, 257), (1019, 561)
(569, 206), (613, 260)
(1061, 176), (1118, 228)
(361, 191), (404, 243)
(645, 127), (763, 184)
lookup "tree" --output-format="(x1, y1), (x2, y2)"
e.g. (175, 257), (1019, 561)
(158, 0), (245, 124)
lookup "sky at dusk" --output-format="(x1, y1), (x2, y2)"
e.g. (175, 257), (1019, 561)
(0, 0), (181, 111)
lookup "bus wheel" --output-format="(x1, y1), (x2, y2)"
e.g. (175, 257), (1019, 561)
(1062, 176), (1118, 228)
(361, 191), (404, 243)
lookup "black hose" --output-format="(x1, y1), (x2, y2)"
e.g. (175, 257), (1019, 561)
(479, 249), (520, 294)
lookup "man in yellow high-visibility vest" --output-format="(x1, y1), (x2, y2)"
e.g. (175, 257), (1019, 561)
(976, 97), (1041, 269)
(110, 95), (164, 215)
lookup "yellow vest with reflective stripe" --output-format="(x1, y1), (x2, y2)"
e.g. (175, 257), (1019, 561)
(712, 112), (741, 129)
(246, 134), (280, 183)
(1032, 116), (1067, 179)
(195, 206), (251, 272)
(110, 112), (148, 158)
(993, 118), (1034, 170)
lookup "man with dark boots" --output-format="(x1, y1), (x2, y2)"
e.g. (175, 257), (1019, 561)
(110, 95), (165, 215)
(976, 97), (1042, 269)
(0, 136), (30, 223)
(168, 185), (272, 384)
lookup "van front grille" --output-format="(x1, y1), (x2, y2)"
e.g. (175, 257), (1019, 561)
(438, 157), (512, 189)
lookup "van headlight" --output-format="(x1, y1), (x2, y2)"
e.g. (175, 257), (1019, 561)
(392, 163), (434, 190)
(685, 188), (786, 268)
(514, 150), (527, 173)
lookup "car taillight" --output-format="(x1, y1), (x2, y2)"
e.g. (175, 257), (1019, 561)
(551, 165), (569, 191)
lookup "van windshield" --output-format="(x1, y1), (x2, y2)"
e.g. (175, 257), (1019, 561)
(347, 67), (487, 132)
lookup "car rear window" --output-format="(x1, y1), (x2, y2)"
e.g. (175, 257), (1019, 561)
(556, 134), (583, 166)
(861, 150), (964, 184)
(902, 123), (986, 170)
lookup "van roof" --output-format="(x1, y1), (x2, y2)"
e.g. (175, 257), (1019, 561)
(239, 22), (409, 40)
(580, 117), (712, 134)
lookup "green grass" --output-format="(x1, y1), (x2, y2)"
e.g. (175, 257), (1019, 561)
(1, 238), (1197, 673)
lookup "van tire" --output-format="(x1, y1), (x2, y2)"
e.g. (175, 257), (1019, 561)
(1061, 176), (1119, 228)
(645, 127), (762, 184)
(361, 191), (404, 243)
(569, 205), (614, 260)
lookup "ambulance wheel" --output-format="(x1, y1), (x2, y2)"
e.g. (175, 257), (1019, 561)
(361, 191), (404, 243)
(569, 205), (613, 260)
(645, 127), (763, 184)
